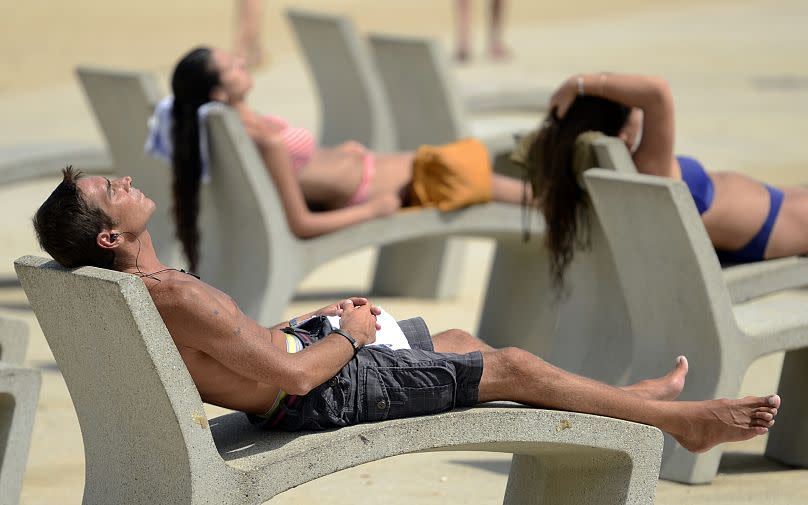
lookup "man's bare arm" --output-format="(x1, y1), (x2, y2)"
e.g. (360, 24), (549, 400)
(158, 282), (376, 395)
(267, 297), (380, 331)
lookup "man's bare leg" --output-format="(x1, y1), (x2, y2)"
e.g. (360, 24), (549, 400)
(479, 346), (780, 453)
(622, 355), (688, 401)
(432, 329), (686, 401)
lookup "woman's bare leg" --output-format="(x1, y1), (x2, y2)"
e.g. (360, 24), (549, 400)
(479, 346), (779, 453)
(491, 173), (531, 204)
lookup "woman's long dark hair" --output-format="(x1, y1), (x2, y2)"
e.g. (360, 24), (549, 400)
(170, 46), (220, 272)
(526, 96), (630, 290)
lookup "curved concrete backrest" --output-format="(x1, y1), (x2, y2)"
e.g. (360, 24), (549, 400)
(367, 34), (468, 148)
(286, 9), (396, 151)
(198, 107), (290, 320)
(0, 315), (28, 365)
(0, 143), (111, 186)
(75, 66), (181, 267)
(583, 170), (738, 384)
(14, 255), (222, 501)
(590, 136), (640, 174)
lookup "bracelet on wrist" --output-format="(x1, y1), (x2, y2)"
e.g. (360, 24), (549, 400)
(330, 328), (360, 355)
(577, 75), (585, 96)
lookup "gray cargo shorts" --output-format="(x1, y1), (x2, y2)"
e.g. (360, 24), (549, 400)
(265, 317), (484, 431)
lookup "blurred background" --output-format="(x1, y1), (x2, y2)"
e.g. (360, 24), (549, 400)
(1, 0), (807, 503)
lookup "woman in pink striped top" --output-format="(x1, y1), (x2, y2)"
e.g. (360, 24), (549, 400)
(169, 47), (526, 272)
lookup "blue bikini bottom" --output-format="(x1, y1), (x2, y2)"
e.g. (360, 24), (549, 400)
(715, 184), (784, 264)
(677, 155), (783, 264)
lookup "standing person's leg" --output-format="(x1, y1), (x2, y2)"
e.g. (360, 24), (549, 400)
(488, 0), (510, 60)
(234, 0), (264, 68)
(454, 0), (473, 62)
(478, 346), (780, 453)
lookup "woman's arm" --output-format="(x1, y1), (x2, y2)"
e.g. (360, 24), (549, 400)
(249, 126), (398, 237)
(551, 73), (676, 177)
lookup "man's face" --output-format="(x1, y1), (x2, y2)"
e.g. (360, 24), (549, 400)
(76, 175), (155, 235)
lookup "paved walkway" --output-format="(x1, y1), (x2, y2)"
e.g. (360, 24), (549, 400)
(1, 0), (807, 503)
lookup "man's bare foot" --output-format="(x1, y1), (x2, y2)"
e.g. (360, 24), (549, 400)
(623, 356), (688, 401)
(671, 394), (781, 453)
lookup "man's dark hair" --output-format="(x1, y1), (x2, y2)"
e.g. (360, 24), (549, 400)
(33, 166), (116, 268)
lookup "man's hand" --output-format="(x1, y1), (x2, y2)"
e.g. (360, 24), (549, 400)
(306, 297), (378, 318)
(337, 298), (380, 347)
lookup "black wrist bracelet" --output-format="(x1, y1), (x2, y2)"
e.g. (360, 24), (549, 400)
(330, 328), (360, 355)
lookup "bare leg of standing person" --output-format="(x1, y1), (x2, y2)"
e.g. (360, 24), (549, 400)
(454, 0), (472, 62)
(488, 0), (511, 60)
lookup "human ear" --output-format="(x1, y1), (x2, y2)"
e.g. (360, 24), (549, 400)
(97, 230), (121, 250)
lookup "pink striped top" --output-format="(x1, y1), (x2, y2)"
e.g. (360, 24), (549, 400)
(265, 114), (316, 174)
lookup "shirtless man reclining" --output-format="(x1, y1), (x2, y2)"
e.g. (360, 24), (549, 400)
(32, 167), (780, 451)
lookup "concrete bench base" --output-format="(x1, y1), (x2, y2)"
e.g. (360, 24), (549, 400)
(0, 364), (41, 505)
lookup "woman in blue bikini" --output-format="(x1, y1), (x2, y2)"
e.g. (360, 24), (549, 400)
(524, 72), (808, 285)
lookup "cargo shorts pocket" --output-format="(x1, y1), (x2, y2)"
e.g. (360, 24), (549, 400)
(359, 364), (457, 422)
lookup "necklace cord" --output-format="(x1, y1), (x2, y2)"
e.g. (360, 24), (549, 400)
(117, 231), (199, 281)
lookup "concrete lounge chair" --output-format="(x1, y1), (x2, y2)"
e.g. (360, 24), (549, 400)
(584, 168), (808, 483)
(286, 8), (398, 152)
(0, 315), (28, 365)
(199, 106), (545, 326)
(589, 137), (808, 304)
(366, 33), (541, 157)
(75, 66), (183, 267)
(0, 315), (41, 505)
(288, 9), (549, 301)
(365, 34), (545, 299)
(286, 8), (549, 149)
(0, 143), (111, 186)
(15, 254), (664, 505)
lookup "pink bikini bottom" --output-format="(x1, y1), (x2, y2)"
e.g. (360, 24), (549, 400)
(348, 152), (376, 205)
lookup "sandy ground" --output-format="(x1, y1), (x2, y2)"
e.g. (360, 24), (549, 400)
(1, 0), (808, 504)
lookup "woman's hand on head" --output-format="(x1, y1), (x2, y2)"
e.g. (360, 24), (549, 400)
(549, 76), (579, 119)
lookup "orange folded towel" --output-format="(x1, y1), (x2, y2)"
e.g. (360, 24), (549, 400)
(409, 138), (493, 211)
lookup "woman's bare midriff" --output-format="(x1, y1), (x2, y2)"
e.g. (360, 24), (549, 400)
(298, 146), (414, 208)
